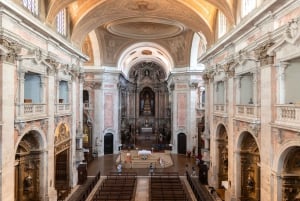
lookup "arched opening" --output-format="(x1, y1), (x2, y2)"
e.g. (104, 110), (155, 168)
(216, 124), (228, 196)
(15, 131), (44, 201)
(54, 123), (71, 200)
(104, 133), (114, 155)
(281, 146), (300, 201)
(239, 132), (260, 201)
(177, 133), (187, 155)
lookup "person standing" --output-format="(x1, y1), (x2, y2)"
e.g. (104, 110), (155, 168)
(117, 163), (122, 175)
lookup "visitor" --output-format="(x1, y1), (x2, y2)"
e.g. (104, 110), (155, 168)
(149, 163), (154, 175)
(185, 164), (189, 175)
(191, 166), (196, 177)
(117, 163), (122, 175)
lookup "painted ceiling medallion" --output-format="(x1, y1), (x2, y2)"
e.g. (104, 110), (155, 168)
(105, 18), (185, 39)
(142, 50), (152, 55)
(126, 0), (157, 12)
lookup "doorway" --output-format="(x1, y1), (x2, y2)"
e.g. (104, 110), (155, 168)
(177, 133), (187, 154)
(104, 133), (114, 154)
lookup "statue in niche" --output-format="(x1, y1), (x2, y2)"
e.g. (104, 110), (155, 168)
(144, 94), (151, 114)
(140, 92), (153, 115)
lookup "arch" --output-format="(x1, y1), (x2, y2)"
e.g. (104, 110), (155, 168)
(118, 42), (174, 79)
(215, 123), (228, 190)
(88, 30), (102, 66)
(236, 131), (261, 200)
(276, 145), (300, 201)
(14, 129), (46, 200)
(274, 140), (300, 172)
(273, 141), (300, 201)
(190, 32), (207, 69)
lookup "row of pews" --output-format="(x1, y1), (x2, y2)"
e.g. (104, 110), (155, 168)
(150, 172), (190, 201)
(186, 171), (214, 201)
(91, 172), (137, 201)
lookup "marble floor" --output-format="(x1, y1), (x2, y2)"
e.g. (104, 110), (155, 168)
(87, 153), (198, 177)
(85, 153), (199, 201)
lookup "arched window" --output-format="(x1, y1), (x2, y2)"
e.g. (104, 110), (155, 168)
(218, 11), (227, 38)
(22, 0), (38, 15)
(56, 9), (67, 36)
(241, 0), (257, 17)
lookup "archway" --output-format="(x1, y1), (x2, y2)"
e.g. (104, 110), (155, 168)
(104, 133), (114, 155)
(177, 133), (187, 154)
(239, 132), (260, 201)
(15, 131), (44, 201)
(54, 123), (71, 200)
(281, 146), (300, 201)
(216, 124), (228, 192)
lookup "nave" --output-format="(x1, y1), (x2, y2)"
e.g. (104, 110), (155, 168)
(64, 154), (218, 201)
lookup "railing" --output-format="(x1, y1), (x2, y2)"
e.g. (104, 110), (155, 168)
(236, 104), (260, 119)
(23, 103), (46, 115)
(56, 103), (71, 114)
(214, 104), (226, 113)
(275, 104), (300, 127)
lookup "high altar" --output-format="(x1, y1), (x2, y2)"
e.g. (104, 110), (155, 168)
(119, 61), (171, 147)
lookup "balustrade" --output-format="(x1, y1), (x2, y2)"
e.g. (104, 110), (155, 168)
(275, 104), (300, 127)
(235, 105), (260, 119)
(23, 103), (46, 115)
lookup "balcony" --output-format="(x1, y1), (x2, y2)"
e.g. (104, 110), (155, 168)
(16, 103), (47, 121)
(275, 104), (300, 128)
(214, 104), (226, 114)
(24, 103), (46, 115)
(56, 103), (71, 114)
(235, 104), (260, 120)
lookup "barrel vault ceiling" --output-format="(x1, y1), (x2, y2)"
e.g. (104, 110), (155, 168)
(46, 0), (236, 68)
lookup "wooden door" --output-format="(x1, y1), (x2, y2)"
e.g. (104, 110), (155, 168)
(177, 133), (186, 154)
(104, 133), (114, 154)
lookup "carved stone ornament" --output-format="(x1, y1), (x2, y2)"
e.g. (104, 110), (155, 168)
(223, 60), (236, 78)
(84, 80), (102, 89)
(285, 18), (300, 40)
(15, 122), (26, 135)
(0, 38), (21, 63)
(254, 42), (275, 66)
(248, 122), (260, 137)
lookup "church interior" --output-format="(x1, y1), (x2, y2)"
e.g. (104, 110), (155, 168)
(0, 0), (300, 201)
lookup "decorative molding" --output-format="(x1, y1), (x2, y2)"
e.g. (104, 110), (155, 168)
(84, 80), (102, 89)
(15, 121), (26, 135)
(249, 122), (260, 137)
(0, 38), (21, 63)
(223, 59), (236, 78)
(254, 41), (275, 66)
(267, 17), (300, 56)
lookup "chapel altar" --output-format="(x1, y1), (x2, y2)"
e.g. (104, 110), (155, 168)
(119, 62), (172, 148)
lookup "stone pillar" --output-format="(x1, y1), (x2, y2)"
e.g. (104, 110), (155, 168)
(47, 69), (57, 200)
(93, 82), (102, 155)
(260, 63), (273, 201)
(0, 60), (16, 201)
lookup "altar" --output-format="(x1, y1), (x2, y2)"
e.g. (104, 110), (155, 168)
(138, 150), (152, 160)
(141, 127), (152, 133)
